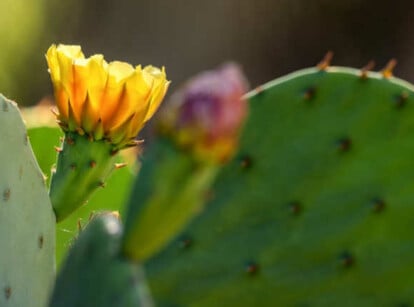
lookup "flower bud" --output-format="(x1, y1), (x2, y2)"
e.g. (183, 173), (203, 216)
(160, 63), (248, 163)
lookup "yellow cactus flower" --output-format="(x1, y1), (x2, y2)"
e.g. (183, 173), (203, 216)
(46, 44), (169, 148)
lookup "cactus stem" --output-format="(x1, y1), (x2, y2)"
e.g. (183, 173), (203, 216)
(317, 51), (333, 71)
(114, 162), (127, 169)
(360, 60), (375, 79)
(53, 121), (115, 214)
(98, 181), (106, 188)
(381, 58), (397, 78)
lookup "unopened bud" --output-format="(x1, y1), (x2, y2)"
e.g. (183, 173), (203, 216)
(160, 63), (249, 163)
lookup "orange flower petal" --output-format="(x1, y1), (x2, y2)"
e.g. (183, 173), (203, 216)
(143, 66), (169, 121)
(82, 55), (108, 129)
(45, 45), (60, 84)
(100, 61), (135, 128)
(46, 44), (169, 147)
(53, 85), (70, 120)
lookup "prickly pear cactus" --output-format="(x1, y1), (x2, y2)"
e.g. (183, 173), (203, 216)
(50, 213), (153, 307)
(145, 66), (414, 306)
(0, 95), (55, 307)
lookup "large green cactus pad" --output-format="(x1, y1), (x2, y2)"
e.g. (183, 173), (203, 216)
(0, 95), (55, 307)
(146, 67), (414, 306)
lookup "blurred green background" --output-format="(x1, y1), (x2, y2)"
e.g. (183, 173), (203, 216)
(1, 0), (413, 106)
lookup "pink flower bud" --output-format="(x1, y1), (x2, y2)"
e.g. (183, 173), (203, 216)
(160, 63), (249, 163)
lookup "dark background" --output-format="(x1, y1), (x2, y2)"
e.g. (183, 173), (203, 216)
(2, 0), (414, 105)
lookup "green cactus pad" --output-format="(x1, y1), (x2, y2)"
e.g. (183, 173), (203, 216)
(122, 139), (218, 262)
(50, 213), (153, 307)
(0, 95), (55, 307)
(145, 67), (414, 306)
